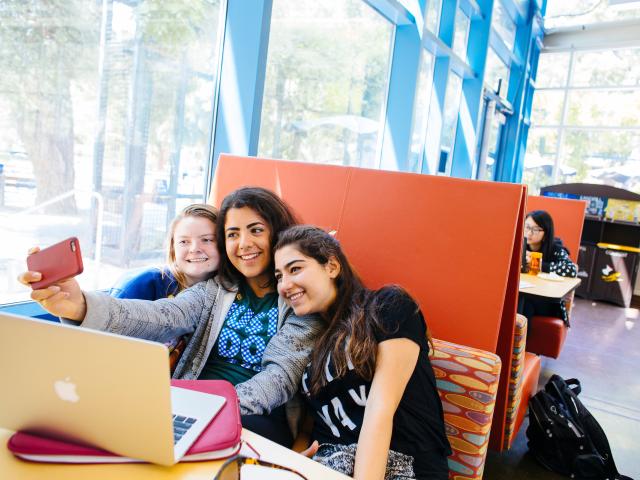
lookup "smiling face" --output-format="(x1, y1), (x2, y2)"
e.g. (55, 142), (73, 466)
(224, 207), (274, 296)
(524, 216), (545, 251)
(173, 216), (219, 286)
(275, 244), (340, 316)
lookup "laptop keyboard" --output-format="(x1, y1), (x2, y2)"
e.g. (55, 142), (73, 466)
(172, 414), (197, 444)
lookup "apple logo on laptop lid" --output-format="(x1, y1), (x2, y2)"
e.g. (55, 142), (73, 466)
(54, 377), (80, 403)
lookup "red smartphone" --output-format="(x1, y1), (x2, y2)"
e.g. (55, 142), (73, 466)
(26, 237), (84, 290)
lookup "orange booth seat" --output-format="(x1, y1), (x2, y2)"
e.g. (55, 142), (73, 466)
(210, 155), (529, 474)
(524, 196), (585, 359)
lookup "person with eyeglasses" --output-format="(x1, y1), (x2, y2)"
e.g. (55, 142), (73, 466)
(520, 210), (578, 325)
(274, 226), (451, 480)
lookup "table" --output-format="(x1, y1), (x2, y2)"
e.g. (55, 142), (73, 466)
(0, 428), (350, 480)
(518, 273), (581, 299)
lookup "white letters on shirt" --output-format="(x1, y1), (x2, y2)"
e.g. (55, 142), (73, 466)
(348, 385), (368, 406)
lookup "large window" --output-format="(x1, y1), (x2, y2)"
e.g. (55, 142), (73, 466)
(452, 8), (470, 61)
(492, 0), (516, 52)
(544, 0), (640, 29)
(525, 48), (640, 194)
(258, 0), (393, 169)
(0, 0), (223, 304)
(439, 72), (463, 173)
(484, 47), (510, 97)
(408, 50), (436, 173)
(425, 0), (443, 35)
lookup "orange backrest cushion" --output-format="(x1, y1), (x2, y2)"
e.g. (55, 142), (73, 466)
(211, 155), (525, 353)
(526, 196), (586, 263)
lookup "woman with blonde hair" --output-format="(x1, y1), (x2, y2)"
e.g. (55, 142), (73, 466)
(109, 203), (220, 300)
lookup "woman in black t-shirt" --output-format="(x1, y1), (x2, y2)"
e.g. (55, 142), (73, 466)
(274, 226), (451, 480)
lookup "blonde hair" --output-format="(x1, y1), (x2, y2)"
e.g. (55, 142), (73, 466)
(165, 203), (219, 292)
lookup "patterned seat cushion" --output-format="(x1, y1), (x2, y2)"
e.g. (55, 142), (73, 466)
(502, 314), (528, 450)
(432, 338), (502, 480)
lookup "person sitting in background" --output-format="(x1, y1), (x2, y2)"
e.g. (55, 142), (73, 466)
(274, 226), (451, 480)
(108, 203), (219, 369)
(520, 209), (577, 325)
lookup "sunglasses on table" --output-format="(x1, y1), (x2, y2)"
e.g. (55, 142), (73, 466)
(213, 441), (309, 480)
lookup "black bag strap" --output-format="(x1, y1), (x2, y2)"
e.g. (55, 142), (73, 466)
(565, 377), (581, 396)
(547, 376), (582, 425)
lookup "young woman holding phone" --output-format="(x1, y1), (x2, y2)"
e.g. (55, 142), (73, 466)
(273, 225), (451, 480)
(19, 187), (322, 446)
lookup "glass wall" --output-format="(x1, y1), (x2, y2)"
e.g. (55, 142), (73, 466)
(524, 47), (640, 194)
(408, 50), (436, 173)
(492, 0), (516, 52)
(439, 73), (463, 173)
(544, 0), (640, 29)
(452, 8), (471, 61)
(0, 0), (545, 306)
(425, 0), (443, 35)
(258, 0), (393, 168)
(484, 47), (510, 97)
(0, 0), (223, 303)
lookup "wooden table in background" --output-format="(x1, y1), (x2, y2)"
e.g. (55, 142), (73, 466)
(518, 273), (581, 299)
(0, 428), (350, 480)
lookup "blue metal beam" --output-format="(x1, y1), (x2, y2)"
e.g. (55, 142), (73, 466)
(420, 0), (457, 174)
(380, 24), (422, 171)
(422, 55), (450, 174)
(496, 0), (542, 182)
(210, 0), (273, 172)
(451, 0), (494, 178)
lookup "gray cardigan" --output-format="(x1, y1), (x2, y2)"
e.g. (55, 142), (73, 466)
(75, 278), (324, 433)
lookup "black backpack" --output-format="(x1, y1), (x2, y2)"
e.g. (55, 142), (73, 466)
(526, 375), (633, 480)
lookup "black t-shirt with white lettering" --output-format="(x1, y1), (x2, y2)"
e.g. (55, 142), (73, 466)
(302, 288), (451, 478)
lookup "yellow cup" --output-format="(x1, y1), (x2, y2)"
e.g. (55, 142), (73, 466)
(529, 252), (542, 275)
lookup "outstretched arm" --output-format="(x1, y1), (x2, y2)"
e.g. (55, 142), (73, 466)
(77, 282), (210, 343)
(353, 338), (419, 480)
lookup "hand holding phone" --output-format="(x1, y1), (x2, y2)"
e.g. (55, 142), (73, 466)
(26, 237), (84, 290)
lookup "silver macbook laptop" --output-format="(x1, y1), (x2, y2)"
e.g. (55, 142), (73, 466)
(0, 312), (226, 466)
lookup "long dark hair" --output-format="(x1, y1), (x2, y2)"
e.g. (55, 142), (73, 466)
(526, 210), (556, 260)
(216, 187), (298, 290)
(275, 225), (432, 395)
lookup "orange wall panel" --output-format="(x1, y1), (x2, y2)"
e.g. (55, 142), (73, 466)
(340, 169), (524, 352)
(210, 155), (351, 232)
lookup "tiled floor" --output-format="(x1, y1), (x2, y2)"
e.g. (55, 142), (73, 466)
(484, 298), (640, 479)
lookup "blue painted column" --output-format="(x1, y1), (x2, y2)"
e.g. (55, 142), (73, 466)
(379, 24), (422, 172)
(422, 0), (457, 174)
(450, 0), (494, 178)
(210, 0), (273, 173)
(496, 0), (542, 183)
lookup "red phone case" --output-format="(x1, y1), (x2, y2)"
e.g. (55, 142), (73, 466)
(26, 237), (84, 290)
